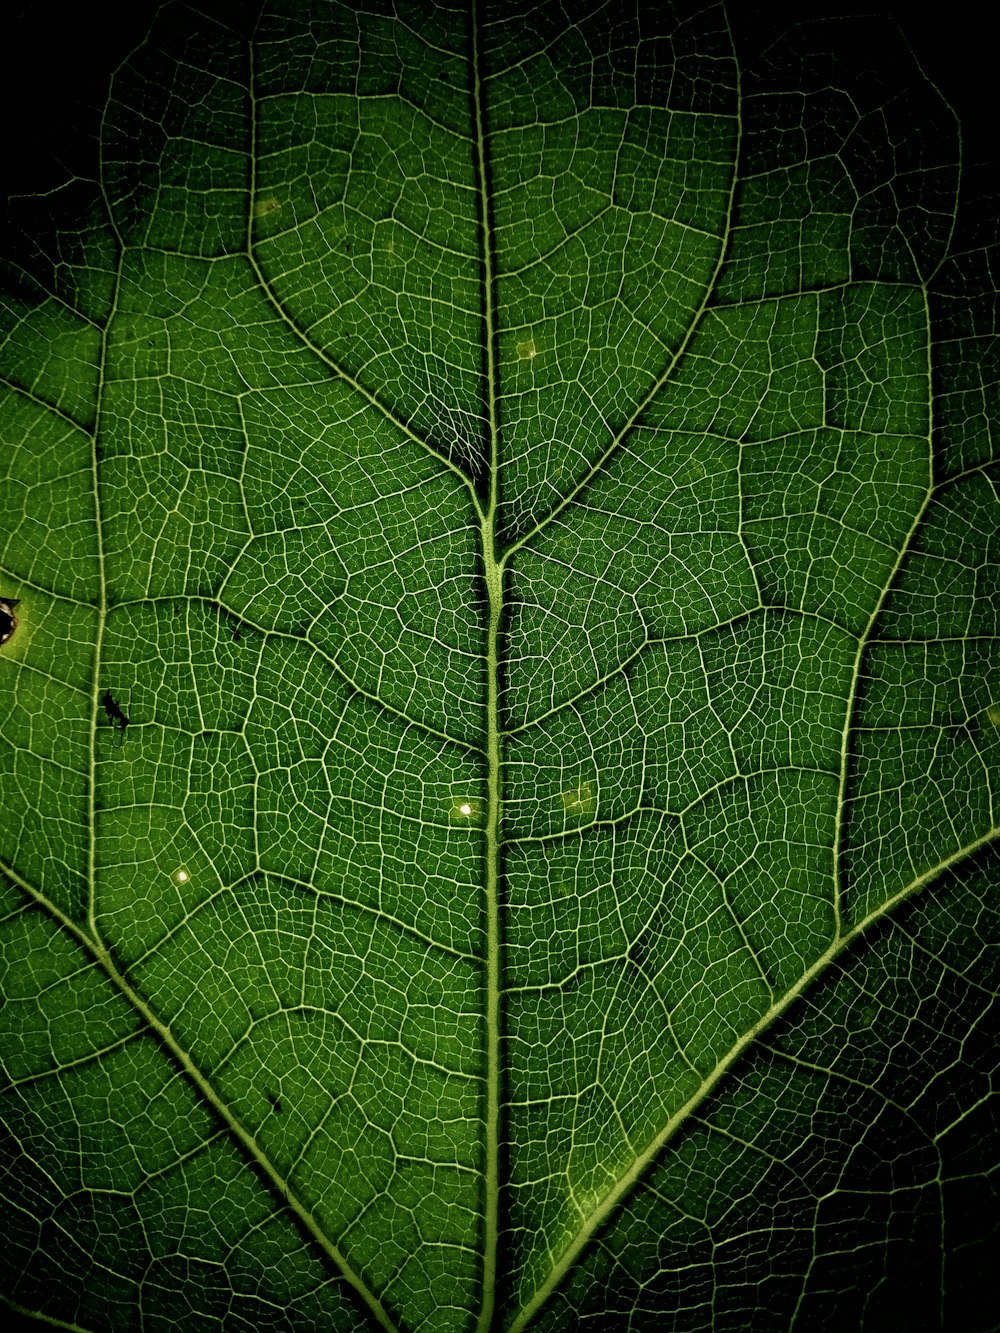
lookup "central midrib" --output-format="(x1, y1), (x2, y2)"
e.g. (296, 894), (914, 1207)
(470, 1), (504, 1329)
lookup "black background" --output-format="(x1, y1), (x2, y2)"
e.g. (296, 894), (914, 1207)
(1, 1), (997, 199)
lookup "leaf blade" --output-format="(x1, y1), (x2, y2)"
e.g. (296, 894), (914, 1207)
(1, 3), (997, 1330)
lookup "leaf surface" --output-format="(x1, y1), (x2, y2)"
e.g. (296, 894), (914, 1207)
(1, 3), (998, 1330)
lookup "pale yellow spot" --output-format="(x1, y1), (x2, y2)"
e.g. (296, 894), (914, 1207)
(988, 703), (1000, 728)
(516, 338), (537, 360)
(253, 196), (282, 219)
(561, 781), (595, 815)
(174, 867), (190, 885)
(374, 225), (402, 265)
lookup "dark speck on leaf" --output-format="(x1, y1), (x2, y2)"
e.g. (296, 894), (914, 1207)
(267, 1093), (283, 1114)
(101, 689), (129, 746)
(628, 938), (650, 968)
(0, 598), (19, 646)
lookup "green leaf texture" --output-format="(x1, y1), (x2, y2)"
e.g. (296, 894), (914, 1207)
(1, 3), (998, 1329)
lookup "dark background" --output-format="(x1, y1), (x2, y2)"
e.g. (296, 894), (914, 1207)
(1, 1), (997, 199)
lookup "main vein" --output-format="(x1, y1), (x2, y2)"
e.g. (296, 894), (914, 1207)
(471, 0), (503, 1326)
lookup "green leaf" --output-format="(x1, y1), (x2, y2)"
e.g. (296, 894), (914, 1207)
(2, 3), (997, 1329)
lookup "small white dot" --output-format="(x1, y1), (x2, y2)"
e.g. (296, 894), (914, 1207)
(175, 868), (190, 884)
(449, 797), (480, 823)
